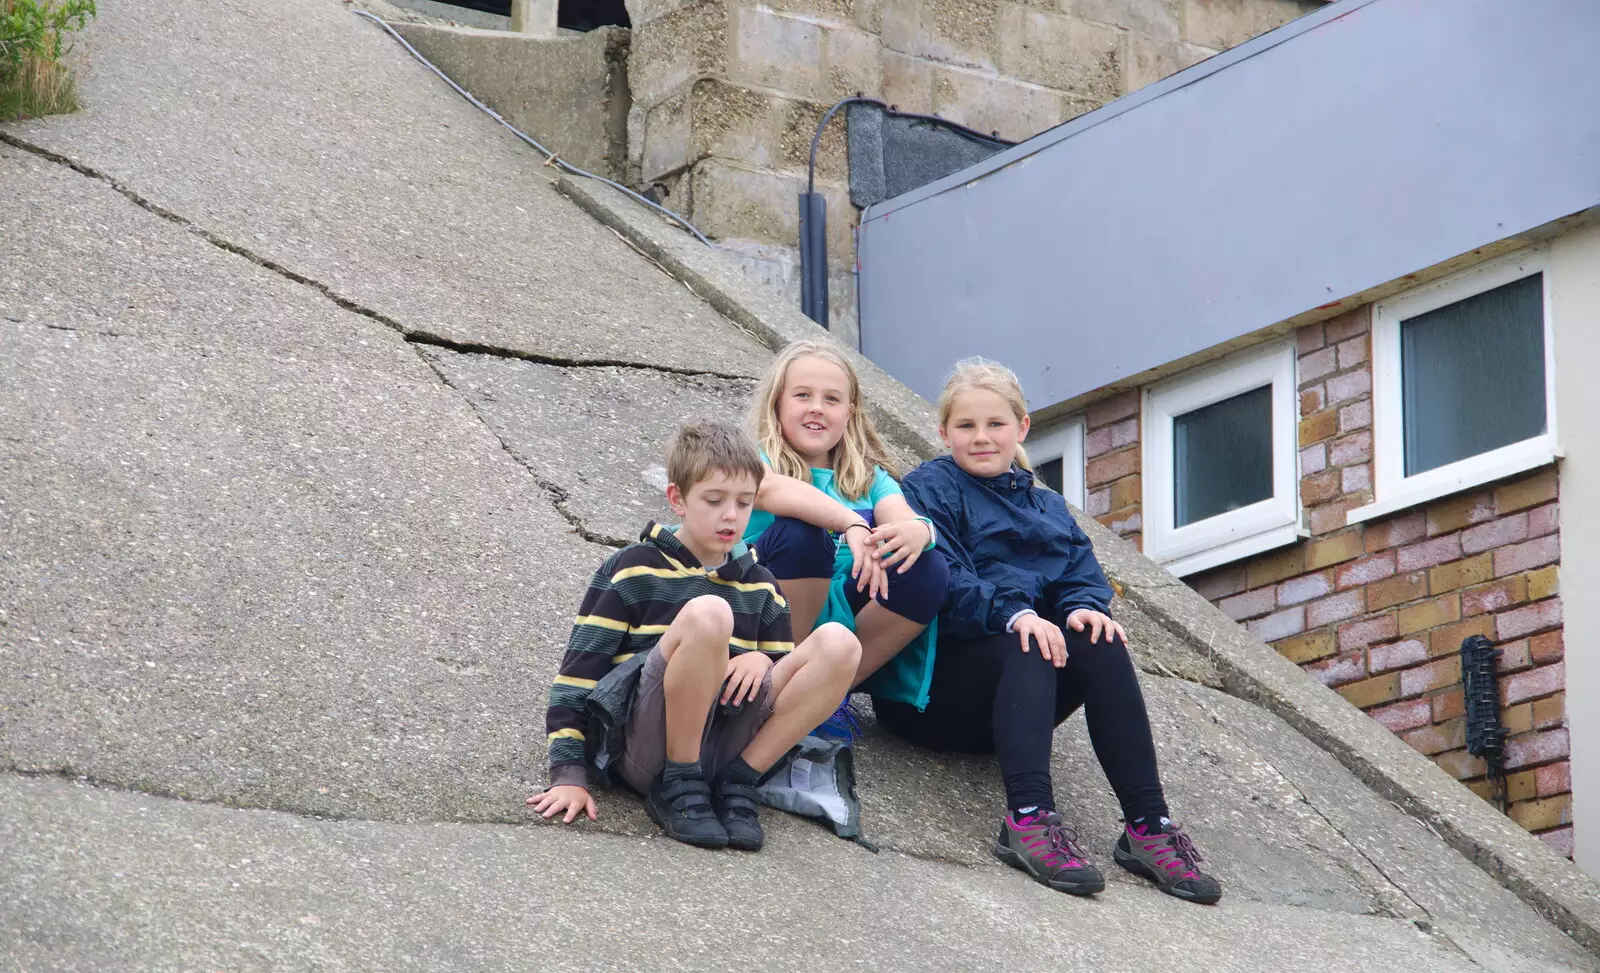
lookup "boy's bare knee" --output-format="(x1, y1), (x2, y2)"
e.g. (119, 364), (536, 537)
(678, 595), (734, 640)
(811, 622), (862, 668)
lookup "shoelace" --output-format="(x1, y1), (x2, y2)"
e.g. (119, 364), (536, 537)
(1043, 820), (1087, 866)
(1164, 823), (1205, 870)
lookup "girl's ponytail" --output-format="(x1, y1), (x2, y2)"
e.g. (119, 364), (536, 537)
(937, 357), (1034, 471)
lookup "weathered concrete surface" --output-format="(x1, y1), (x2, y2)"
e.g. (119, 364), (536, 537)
(5, 0), (1600, 968)
(371, 0), (511, 31)
(3, 0), (769, 376)
(1184, 676), (1600, 973)
(0, 774), (1517, 973)
(392, 22), (631, 180)
(0, 145), (604, 824)
(422, 348), (758, 545)
(556, 174), (943, 460)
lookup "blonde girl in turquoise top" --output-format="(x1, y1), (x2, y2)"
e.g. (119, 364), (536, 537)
(745, 342), (949, 710)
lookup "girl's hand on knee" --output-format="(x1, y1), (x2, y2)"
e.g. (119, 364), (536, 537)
(850, 537), (891, 601)
(528, 785), (598, 823)
(723, 651), (773, 704)
(869, 519), (931, 574)
(1015, 614), (1067, 668)
(868, 556), (892, 600)
(842, 521), (876, 589)
(1066, 609), (1126, 646)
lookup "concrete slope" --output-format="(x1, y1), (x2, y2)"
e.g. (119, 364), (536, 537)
(3, 774), (1491, 973)
(0, 145), (608, 824)
(4, 0), (768, 377)
(2, 0), (1598, 970)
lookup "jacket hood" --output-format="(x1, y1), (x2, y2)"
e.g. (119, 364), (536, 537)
(926, 454), (1036, 494)
(641, 521), (758, 581)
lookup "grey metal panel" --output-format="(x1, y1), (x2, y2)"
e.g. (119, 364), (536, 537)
(858, 0), (1600, 408)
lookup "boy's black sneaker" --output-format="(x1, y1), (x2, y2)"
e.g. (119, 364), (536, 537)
(646, 772), (729, 849)
(714, 778), (765, 851)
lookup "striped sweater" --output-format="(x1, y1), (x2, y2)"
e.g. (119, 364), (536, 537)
(546, 521), (794, 787)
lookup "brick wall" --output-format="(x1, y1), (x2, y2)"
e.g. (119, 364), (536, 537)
(1187, 306), (1570, 855)
(1082, 389), (1143, 548)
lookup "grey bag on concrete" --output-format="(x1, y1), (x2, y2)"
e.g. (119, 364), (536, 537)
(758, 734), (870, 847)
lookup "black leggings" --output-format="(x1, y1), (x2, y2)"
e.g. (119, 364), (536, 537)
(873, 626), (1168, 823)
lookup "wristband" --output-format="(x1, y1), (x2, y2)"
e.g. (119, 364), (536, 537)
(914, 516), (938, 551)
(841, 521), (872, 536)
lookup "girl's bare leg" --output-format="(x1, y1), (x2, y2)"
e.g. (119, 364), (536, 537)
(739, 622), (860, 771)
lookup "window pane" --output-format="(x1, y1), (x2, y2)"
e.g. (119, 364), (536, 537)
(1174, 385), (1273, 527)
(1036, 457), (1064, 494)
(1401, 273), (1545, 477)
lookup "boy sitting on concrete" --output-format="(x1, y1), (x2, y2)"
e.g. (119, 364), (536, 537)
(529, 420), (862, 850)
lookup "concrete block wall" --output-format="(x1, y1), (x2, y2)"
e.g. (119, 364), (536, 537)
(625, 0), (1320, 341)
(1176, 306), (1573, 856)
(396, 23), (632, 179)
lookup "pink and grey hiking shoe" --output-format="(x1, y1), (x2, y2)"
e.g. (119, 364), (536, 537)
(992, 810), (1105, 895)
(1114, 820), (1223, 904)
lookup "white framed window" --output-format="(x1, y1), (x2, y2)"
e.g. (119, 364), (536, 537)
(1143, 341), (1301, 576)
(1028, 416), (1086, 509)
(1349, 247), (1558, 525)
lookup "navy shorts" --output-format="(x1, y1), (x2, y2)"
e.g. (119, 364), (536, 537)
(753, 513), (948, 625)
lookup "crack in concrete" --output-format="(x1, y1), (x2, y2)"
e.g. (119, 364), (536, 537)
(0, 132), (757, 384)
(39, 322), (133, 338)
(1154, 671), (1430, 923)
(422, 361), (633, 548)
(5, 765), (994, 880)
(4, 765), (523, 827)
(404, 330), (752, 380)
(2, 130), (719, 549)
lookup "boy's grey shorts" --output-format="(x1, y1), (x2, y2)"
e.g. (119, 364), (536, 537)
(617, 645), (776, 792)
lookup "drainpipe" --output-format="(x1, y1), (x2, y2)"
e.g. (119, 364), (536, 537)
(799, 97), (874, 329)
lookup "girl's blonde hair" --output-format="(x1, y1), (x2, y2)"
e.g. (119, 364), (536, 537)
(748, 341), (899, 500)
(937, 357), (1033, 471)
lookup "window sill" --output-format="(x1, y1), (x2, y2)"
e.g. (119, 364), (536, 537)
(1157, 522), (1305, 578)
(1346, 445), (1561, 527)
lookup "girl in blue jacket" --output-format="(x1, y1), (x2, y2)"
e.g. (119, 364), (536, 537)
(881, 358), (1222, 905)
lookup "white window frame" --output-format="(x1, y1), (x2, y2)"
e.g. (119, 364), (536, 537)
(1027, 416), (1086, 509)
(1143, 341), (1301, 577)
(1348, 247), (1559, 525)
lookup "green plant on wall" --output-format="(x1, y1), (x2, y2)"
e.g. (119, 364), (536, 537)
(1, 0), (97, 121)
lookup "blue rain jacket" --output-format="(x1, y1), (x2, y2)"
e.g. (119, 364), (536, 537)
(901, 456), (1113, 639)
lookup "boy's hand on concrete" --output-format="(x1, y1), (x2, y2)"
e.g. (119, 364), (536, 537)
(722, 651), (772, 705)
(528, 785), (597, 823)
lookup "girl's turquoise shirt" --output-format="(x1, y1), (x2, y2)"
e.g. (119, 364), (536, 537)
(745, 457), (937, 710)
(744, 462), (903, 554)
